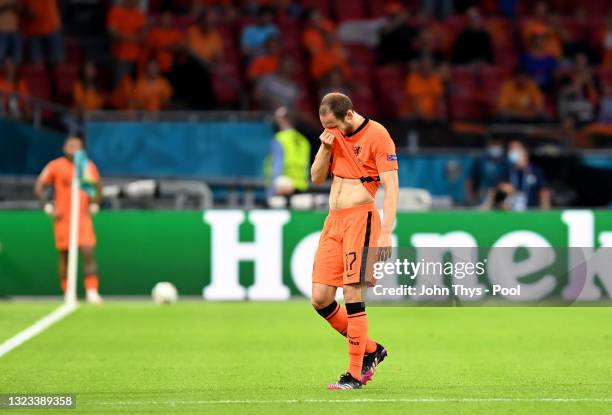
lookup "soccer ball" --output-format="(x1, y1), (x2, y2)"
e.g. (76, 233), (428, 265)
(151, 282), (178, 304)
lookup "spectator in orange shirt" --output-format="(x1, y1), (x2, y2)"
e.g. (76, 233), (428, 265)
(186, 9), (223, 64)
(310, 32), (351, 81)
(0, 58), (29, 117)
(142, 11), (184, 74)
(0, 0), (22, 64)
(73, 61), (105, 116)
(402, 56), (445, 121)
(301, 8), (334, 56)
(133, 60), (173, 111)
(247, 36), (280, 80)
(522, 1), (563, 59)
(497, 69), (545, 121)
(110, 73), (135, 110)
(21, 0), (63, 65)
(107, 0), (146, 84)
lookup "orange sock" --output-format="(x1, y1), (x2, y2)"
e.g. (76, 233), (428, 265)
(346, 302), (368, 380)
(60, 278), (67, 293)
(84, 274), (99, 291)
(316, 301), (377, 353)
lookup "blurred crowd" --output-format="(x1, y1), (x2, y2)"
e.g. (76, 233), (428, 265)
(0, 0), (612, 130)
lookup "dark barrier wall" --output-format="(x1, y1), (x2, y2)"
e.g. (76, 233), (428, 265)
(0, 119), (63, 175)
(0, 210), (611, 300)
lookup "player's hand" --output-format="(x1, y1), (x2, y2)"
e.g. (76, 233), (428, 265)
(43, 203), (58, 218)
(89, 203), (100, 215)
(376, 232), (393, 262)
(319, 130), (335, 149)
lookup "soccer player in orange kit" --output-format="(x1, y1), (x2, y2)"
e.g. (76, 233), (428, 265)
(311, 93), (399, 389)
(35, 136), (103, 304)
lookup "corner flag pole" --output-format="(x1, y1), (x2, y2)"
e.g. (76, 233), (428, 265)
(65, 158), (81, 306)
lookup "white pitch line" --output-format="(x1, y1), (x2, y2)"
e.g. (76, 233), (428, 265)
(0, 302), (77, 358)
(96, 398), (612, 406)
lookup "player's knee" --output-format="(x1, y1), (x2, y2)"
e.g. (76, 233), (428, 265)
(311, 291), (335, 310)
(311, 296), (329, 310)
(343, 284), (362, 303)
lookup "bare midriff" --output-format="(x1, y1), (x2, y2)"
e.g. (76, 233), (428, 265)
(329, 176), (374, 210)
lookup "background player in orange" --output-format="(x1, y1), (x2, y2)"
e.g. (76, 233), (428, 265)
(311, 93), (399, 389)
(34, 136), (103, 304)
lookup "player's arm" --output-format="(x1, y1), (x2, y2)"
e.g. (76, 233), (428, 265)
(34, 174), (49, 204)
(34, 166), (56, 216)
(378, 170), (398, 247)
(310, 131), (334, 185)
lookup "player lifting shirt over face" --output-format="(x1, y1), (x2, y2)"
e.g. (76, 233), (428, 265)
(310, 93), (399, 390)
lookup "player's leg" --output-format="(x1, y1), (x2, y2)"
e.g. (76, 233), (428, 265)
(312, 216), (344, 323)
(350, 208), (387, 384)
(80, 246), (102, 304)
(58, 250), (68, 293)
(313, 280), (379, 350)
(341, 206), (386, 385)
(311, 282), (339, 326)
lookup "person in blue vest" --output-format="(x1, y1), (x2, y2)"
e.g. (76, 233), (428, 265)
(266, 107), (311, 197)
(500, 140), (551, 210)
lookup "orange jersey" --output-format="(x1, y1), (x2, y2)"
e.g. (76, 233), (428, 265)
(40, 157), (100, 250)
(21, 0), (61, 35)
(40, 157), (100, 217)
(144, 26), (184, 72)
(73, 81), (105, 112)
(133, 76), (173, 111)
(107, 5), (146, 62)
(329, 118), (398, 196)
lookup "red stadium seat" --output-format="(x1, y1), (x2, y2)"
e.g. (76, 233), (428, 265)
(297, 91), (315, 114)
(442, 15), (466, 42)
(346, 44), (375, 69)
(368, 0), (393, 18)
(480, 65), (511, 95)
(300, 0), (330, 16)
(171, 15), (196, 31)
(598, 67), (612, 88)
(333, 0), (367, 22)
(450, 66), (477, 95)
(494, 45), (519, 69)
(375, 64), (405, 89)
(53, 63), (79, 105)
(19, 65), (50, 100)
(580, 0), (610, 17)
(64, 38), (84, 64)
(373, 66), (405, 117)
(449, 94), (484, 121)
(350, 66), (372, 88)
(212, 64), (241, 107)
(351, 85), (376, 117)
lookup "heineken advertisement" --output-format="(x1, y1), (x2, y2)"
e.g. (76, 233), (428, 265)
(0, 210), (611, 301)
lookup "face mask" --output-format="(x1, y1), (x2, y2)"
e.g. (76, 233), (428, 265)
(508, 149), (522, 165)
(487, 145), (503, 158)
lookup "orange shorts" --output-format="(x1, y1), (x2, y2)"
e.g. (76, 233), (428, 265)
(54, 214), (97, 251)
(312, 203), (381, 287)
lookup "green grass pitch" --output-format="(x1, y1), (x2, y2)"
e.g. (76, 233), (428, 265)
(1, 301), (612, 414)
